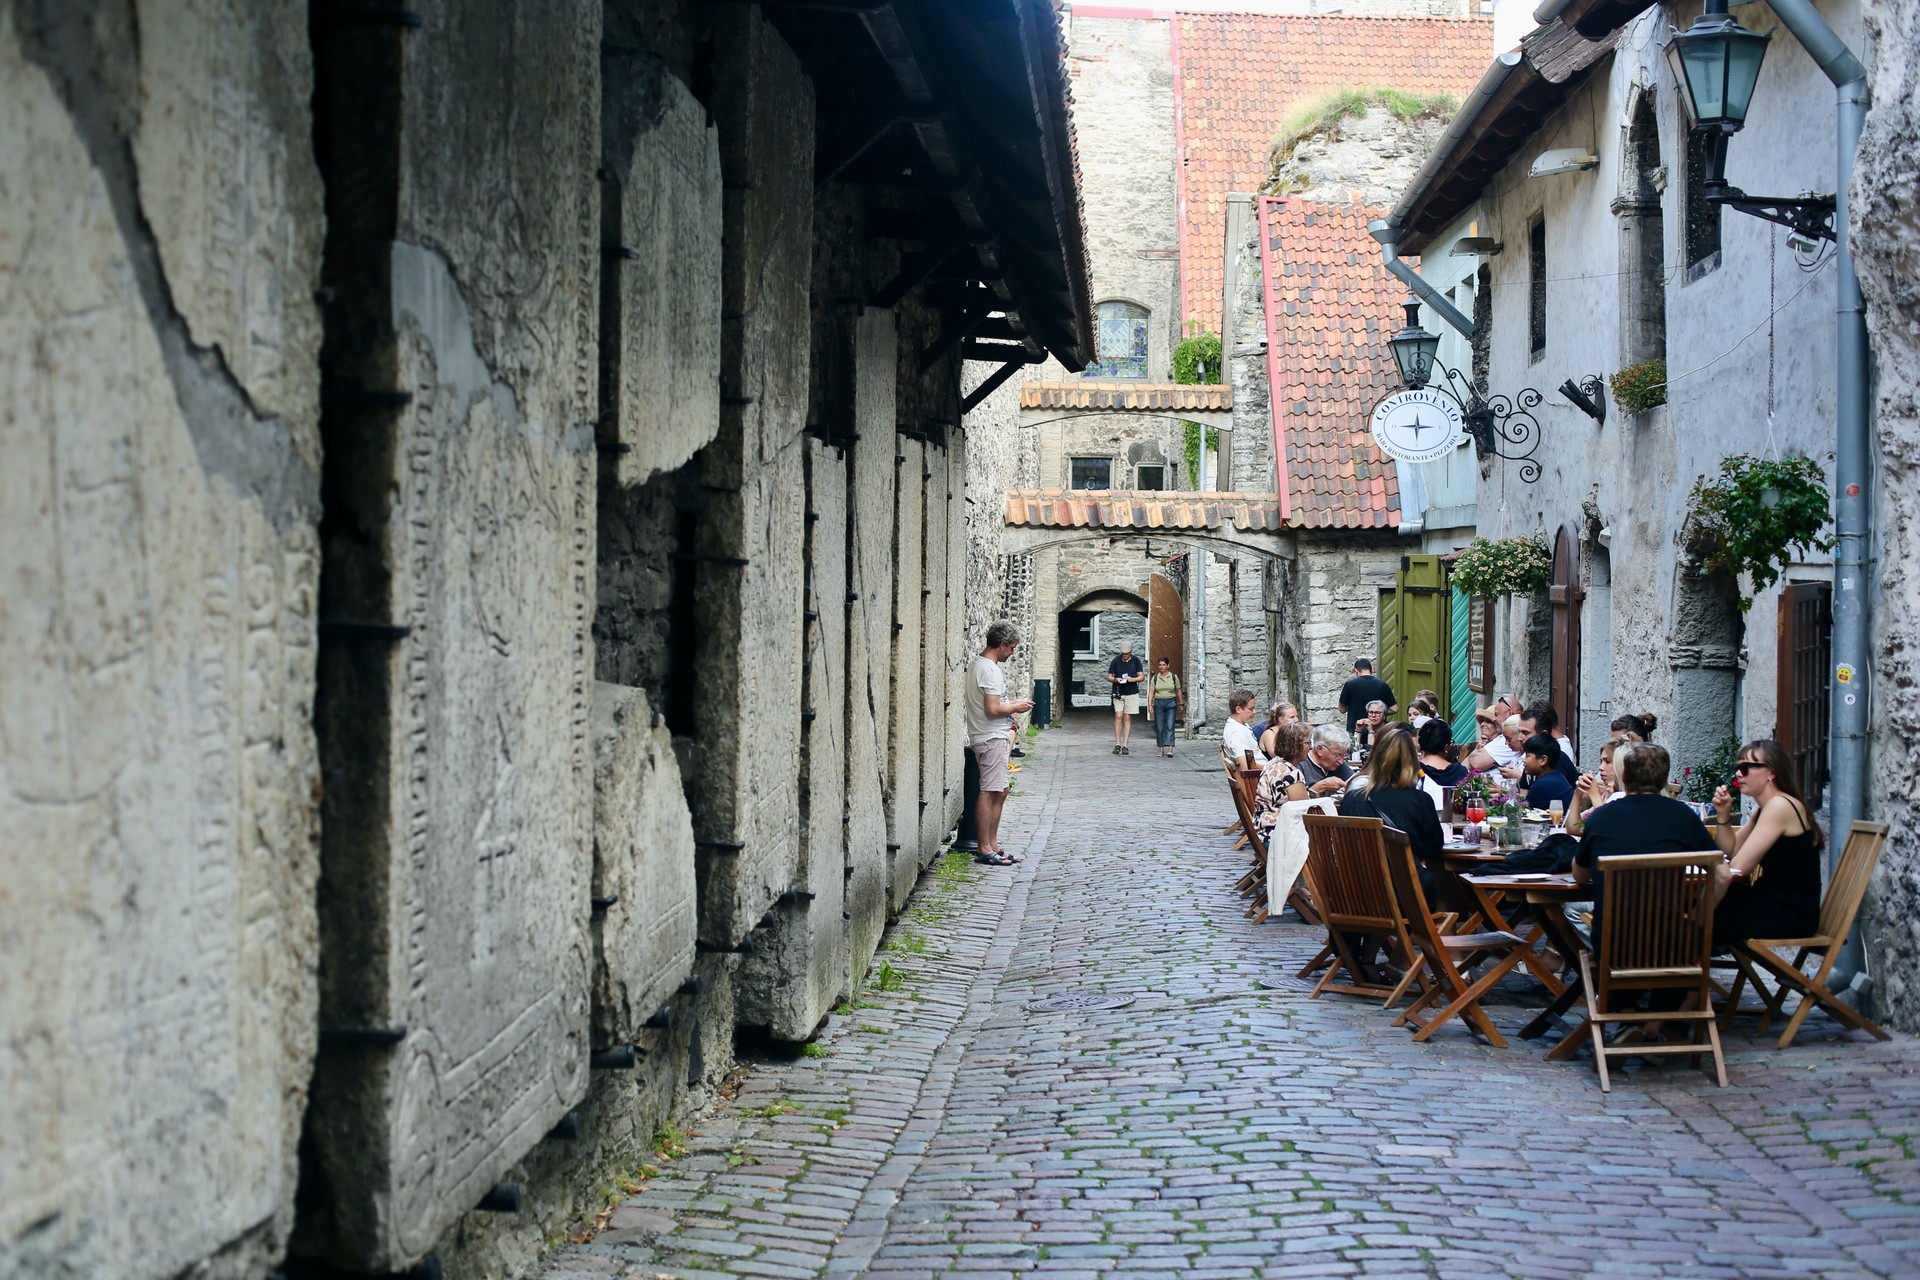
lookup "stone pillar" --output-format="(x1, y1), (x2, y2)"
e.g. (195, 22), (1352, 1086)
(845, 310), (899, 985)
(889, 438), (928, 912)
(1858, 0), (1920, 1029)
(0, 6), (322, 1274)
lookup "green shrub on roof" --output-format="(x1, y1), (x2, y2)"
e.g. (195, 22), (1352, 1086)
(1270, 87), (1458, 165)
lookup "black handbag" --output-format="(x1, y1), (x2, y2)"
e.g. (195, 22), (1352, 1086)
(1495, 830), (1579, 875)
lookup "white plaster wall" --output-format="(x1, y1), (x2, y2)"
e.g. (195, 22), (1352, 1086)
(1467, 0), (1854, 770)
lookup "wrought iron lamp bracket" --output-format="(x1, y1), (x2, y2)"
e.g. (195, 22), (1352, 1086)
(1707, 183), (1836, 243)
(1425, 361), (1544, 484)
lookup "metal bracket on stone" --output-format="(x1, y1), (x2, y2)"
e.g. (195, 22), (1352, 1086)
(678, 972), (704, 996)
(671, 553), (750, 567)
(475, 1183), (522, 1215)
(801, 709), (817, 723)
(319, 1027), (408, 1048)
(545, 1111), (582, 1142)
(779, 888), (817, 904)
(602, 245), (639, 260)
(590, 893), (619, 920)
(696, 933), (756, 955)
(590, 1045), (640, 1070)
(644, 1006), (673, 1030)
(597, 441), (634, 455)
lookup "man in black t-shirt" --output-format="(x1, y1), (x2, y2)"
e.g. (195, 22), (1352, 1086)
(1337, 657), (1397, 734)
(1106, 644), (1145, 755)
(1573, 743), (1717, 970)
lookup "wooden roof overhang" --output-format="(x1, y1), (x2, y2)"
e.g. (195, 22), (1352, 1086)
(1387, 20), (1622, 256)
(763, 0), (1095, 374)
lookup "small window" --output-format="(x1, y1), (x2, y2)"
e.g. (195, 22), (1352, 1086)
(1086, 300), (1149, 379)
(1135, 463), (1166, 491)
(1528, 217), (1547, 361)
(1070, 457), (1112, 489)
(1064, 610), (1098, 658)
(1684, 127), (1723, 272)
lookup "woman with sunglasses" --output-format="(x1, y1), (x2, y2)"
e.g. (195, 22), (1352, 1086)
(1709, 740), (1825, 946)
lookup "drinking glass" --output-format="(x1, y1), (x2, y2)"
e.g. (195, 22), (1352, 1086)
(1466, 806), (1487, 826)
(1549, 799), (1565, 826)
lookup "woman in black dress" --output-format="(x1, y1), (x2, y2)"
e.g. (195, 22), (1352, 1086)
(1709, 739), (1823, 947)
(1341, 722), (1446, 880)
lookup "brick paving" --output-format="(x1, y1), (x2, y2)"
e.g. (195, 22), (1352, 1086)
(540, 720), (1920, 1279)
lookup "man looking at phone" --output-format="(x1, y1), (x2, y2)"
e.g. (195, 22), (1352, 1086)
(1106, 642), (1145, 755)
(967, 621), (1033, 867)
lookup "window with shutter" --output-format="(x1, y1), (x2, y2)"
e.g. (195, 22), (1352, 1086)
(1775, 582), (1831, 808)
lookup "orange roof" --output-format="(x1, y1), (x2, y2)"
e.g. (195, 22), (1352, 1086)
(1019, 381), (1231, 411)
(1172, 12), (1489, 330)
(1003, 488), (1283, 533)
(1258, 198), (1400, 530)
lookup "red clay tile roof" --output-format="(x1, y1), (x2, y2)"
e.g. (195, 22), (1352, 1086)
(1257, 197), (1400, 530)
(1003, 488), (1283, 533)
(1019, 381), (1231, 411)
(1172, 12), (1490, 330)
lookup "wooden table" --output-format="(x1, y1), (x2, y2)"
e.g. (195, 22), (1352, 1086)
(1459, 873), (1595, 1040)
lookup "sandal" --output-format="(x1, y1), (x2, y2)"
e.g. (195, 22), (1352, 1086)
(973, 851), (1017, 866)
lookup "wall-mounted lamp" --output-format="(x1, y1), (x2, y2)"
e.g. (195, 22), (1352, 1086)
(1558, 376), (1606, 424)
(1528, 148), (1600, 178)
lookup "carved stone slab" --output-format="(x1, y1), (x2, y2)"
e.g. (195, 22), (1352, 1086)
(305, 2), (600, 1266)
(844, 311), (898, 984)
(945, 437), (970, 836)
(591, 683), (697, 1042)
(0, 13), (321, 1277)
(919, 453), (951, 864)
(889, 438), (927, 913)
(600, 53), (722, 487)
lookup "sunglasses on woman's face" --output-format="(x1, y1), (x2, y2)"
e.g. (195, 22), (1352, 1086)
(1734, 761), (1768, 774)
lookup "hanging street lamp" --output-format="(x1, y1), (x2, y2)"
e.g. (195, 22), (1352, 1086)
(1665, 0), (1835, 241)
(1387, 296), (1441, 390)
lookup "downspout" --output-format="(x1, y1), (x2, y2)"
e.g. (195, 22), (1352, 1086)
(1759, 0), (1871, 994)
(1369, 220), (1475, 338)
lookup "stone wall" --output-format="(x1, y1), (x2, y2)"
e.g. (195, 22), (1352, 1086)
(0, 5), (323, 1276)
(1269, 535), (1402, 726)
(1855, 0), (1920, 1028)
(0, 2), (989, 1276)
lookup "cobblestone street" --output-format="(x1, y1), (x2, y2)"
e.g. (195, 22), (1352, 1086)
(542, 720), (1920, 1280)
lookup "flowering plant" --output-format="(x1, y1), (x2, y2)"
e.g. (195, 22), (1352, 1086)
(1688, 454), (1834, 611)
(1448, 535), (1551, 599)
(1456, 769), (1501, 807)
(1609, 357), (1667, 415)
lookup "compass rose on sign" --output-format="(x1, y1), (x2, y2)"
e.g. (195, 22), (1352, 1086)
(1369, 389), (1466, 464)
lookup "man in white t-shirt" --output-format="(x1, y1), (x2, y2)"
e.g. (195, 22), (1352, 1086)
(967, 620), (1033, 866)
(1220, 688), (1269, 767)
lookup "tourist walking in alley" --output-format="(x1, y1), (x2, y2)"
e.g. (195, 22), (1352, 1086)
(1147, 656), (1182, 757)
(1106, 643), (1145, 755)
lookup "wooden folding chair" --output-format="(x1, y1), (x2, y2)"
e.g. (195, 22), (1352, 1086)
(1559, 852), (1727, 1092)
(1301, 814), (1416, 1003)
(1727, 821), (1891, 1049)
(1379, 829), (1530, 1046)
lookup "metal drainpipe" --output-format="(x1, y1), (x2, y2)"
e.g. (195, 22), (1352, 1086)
(1368, 220), (1475, 338)
(1758, 0), (1871, 993)
(1195, 424), (1208, 730)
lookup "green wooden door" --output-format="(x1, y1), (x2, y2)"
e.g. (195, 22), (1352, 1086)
(1449, 585), (1477, 742)
(1397, 554), (1449, 720)
(1377, 587), (1404, 716)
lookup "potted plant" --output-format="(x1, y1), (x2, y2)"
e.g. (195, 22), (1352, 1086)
(1687, 454), (1835, 610)
(1448, 535), (1552, 599)
(1609, 357), (1667, 415)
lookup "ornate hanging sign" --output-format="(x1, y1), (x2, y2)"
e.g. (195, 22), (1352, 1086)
(1370, 387), (1466, 465)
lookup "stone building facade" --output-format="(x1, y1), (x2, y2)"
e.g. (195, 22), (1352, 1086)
(0, 3), (1088, 1277)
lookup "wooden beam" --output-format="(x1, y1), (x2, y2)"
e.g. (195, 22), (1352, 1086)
(961, 360), (1028, 414)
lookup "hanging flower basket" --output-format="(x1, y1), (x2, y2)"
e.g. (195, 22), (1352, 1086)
(1609, 358), (1667, 415)
(1448, 535), (1551, 599)
(1687, 454), (1834, 610)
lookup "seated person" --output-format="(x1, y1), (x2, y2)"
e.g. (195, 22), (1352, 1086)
(1220, 687), (1268, 767)
(1519, 733), (1575, 811)
(1339, 724), (1445, 872)
(1709, 739), (1824, 948)
(1611, 711), (1657, 742)
(1520, 703), (1580, 783)
(1298, 723), (1356, 797)
(1418, 718), (1468, 789)
(1257, 701), (1300, 759)
(1354, 699), (1388, 759)
(1565, 733), (1631, 836)
(1252, 721), (1313, 835)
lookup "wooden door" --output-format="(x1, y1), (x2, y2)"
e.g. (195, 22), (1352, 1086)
(1548, 524), (1582, 748)
(1398, 554), (1449, 719)
(1775, 582), (1831, 807)
(1377, 588), (1404, 714)
(1145, 572), (1183, 679)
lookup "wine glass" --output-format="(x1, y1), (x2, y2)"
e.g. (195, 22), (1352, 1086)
(1549, 798), (1565, 827)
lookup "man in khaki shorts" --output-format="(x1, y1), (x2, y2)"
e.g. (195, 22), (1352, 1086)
(967, 620), (1033, 866)
(1106, 642), (1145, 755)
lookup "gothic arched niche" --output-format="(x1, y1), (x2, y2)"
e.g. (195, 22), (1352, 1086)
(1668, 533), (1746, 773)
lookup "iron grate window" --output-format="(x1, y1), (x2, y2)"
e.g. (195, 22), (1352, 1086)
(1684, 127), (1723, 271)
(1775, 582), (1831, 808)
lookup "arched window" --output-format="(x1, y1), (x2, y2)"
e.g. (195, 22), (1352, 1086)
(1085, 300), (1149, 379)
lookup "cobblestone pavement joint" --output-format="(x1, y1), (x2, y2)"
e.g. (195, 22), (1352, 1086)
(540, 720), (1920, 1279)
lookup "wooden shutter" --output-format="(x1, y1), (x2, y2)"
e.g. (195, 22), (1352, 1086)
(1377, 588), (1404, 713)
(1399, 554), (1449, 717)
(1548, 524), (1581, 748)
(1775, 582), (1831, 807)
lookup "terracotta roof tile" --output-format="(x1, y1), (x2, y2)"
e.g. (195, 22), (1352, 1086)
(1018, 381), (1231, 411)
(1172, 12), (1489, 328)
(1004, 488), (1282, 533)
(1257, 197), (1402, 531)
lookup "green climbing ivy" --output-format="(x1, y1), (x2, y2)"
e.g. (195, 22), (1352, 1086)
(1174, 327), (1221, 484)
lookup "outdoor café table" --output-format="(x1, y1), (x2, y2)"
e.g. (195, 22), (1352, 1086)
(1459, 872), (1596, 1040)
(1440, 853), (1569, 997)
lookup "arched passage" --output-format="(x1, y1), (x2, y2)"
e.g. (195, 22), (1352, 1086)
(1057, 585), (1149, 714)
